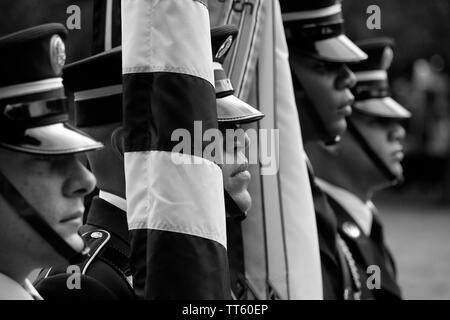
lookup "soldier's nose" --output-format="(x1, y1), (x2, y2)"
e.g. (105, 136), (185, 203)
(243, 132), (250, 151)
(63, 157), (97, 198)
(388, 123), (406, 142)
(335, 64), (357, 90)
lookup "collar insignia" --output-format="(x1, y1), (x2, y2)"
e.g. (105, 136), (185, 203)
(342, 221), (361, 239)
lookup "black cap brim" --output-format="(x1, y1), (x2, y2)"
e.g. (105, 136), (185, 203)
(0, 123), (103, 155)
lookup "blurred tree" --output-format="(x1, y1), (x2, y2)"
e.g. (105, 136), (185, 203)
(343, 0), (450, 77)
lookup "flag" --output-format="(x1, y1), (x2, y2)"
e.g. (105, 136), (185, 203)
(122, 0), (230, 299)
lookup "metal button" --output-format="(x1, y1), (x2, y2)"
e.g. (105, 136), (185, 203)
(90, 231), (103, 239)
(342, 222), (361, 239)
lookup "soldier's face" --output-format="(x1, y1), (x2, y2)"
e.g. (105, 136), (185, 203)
(351, 113), (406, 180)
(220, 125), (252, 214)
(291, 55), (355, 140)
(0, 148), (96, 262)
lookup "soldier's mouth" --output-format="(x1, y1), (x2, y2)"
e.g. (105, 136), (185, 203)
(338, 104), (352, 117)
(60, 210), (83, 224)
(231, 162), (249, 177)
(392, 149), (404, 161)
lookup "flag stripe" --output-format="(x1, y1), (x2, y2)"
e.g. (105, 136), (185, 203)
(125, 151), (227, 248)
(130, 229), (230, 299)
(122, 0), (213, 84)
(92, 0), (121, 54)
(123, 72), (217, 153)
(104, 0), (113, 50)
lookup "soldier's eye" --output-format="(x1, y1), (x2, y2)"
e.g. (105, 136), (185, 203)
(31, 155), (51, 162)
(312, 61), (327, 73)
(313, 61), (340, 74)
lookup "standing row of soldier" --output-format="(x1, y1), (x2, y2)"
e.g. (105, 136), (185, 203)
(0, 0), (409, 300)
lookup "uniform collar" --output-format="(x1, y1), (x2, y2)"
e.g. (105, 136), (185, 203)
(0, 273), (37, 300)
(86, 193), (129, 245)
(315, 178), (373, 236)
(99, 190), (126, 212)
(24, 278), (44, 300)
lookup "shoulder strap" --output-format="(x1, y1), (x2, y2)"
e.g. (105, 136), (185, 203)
(36, 227), (111, 281)
(336, 235), (362, 300)
(79, 228), (111, 274)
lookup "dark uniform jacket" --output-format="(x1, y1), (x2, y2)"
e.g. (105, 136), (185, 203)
(327, 195), (402, 300)
(307, 166), (357, 300)
(34, 196), (136, 299)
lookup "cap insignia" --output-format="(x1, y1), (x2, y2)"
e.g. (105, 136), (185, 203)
(381, 46), (394, 70)
(49, 35), (66, 75)
(215, 35), (233, 60)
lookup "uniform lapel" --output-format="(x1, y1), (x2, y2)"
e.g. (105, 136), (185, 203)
(328, 196), (401, 299)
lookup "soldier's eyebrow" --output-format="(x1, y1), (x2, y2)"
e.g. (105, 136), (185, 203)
(316, 60), (342, 70)
(299, 56), (341, 73)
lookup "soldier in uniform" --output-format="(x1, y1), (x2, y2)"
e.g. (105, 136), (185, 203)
(34, 47), (136, 299)
(307, 38), (409, 299)
(280, 0), (368, 299)
(34, 25), (264, 299)
(0, 24), (103, 299)
(211, 25), (264, 300)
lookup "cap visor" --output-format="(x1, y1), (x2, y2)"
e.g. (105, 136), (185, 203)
(0, 123), (103, 155)
(353, 97), (411, 119)
(314, 35), (368, 63)
(217, 94), (265, 124)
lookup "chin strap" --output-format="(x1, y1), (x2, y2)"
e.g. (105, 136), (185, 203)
(347, 118), (400, 184)
(0, 169), (89, 265)
(224, 190), (247, 222)
(291, 66), (341, 146)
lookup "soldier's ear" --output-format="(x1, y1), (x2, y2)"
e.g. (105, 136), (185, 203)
(111, 126), (125, 161)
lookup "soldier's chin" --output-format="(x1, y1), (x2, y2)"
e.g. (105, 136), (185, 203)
(322, 118), (347, 143)
(230, 190), (252, 214)
(333, 117), (348, 137)
(390, 163), (404, 182)
(63, 234), (85, 253)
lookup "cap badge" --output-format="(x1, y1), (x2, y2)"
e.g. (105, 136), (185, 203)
(49, 35), (66, 75)
(215, 35), (233, 60)
(381, 47), (394, 70)
(320, 26), (334, 36)
(342, 221), (361, 239)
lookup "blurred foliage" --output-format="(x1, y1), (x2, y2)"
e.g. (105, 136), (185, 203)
(343, 0), (450, 77)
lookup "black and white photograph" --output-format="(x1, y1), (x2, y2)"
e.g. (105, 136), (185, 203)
(0, 0), (449, 310)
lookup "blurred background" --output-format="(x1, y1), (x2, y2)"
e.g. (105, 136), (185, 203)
(343, 0), (450, 300)
(1, 0), (449, 299)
